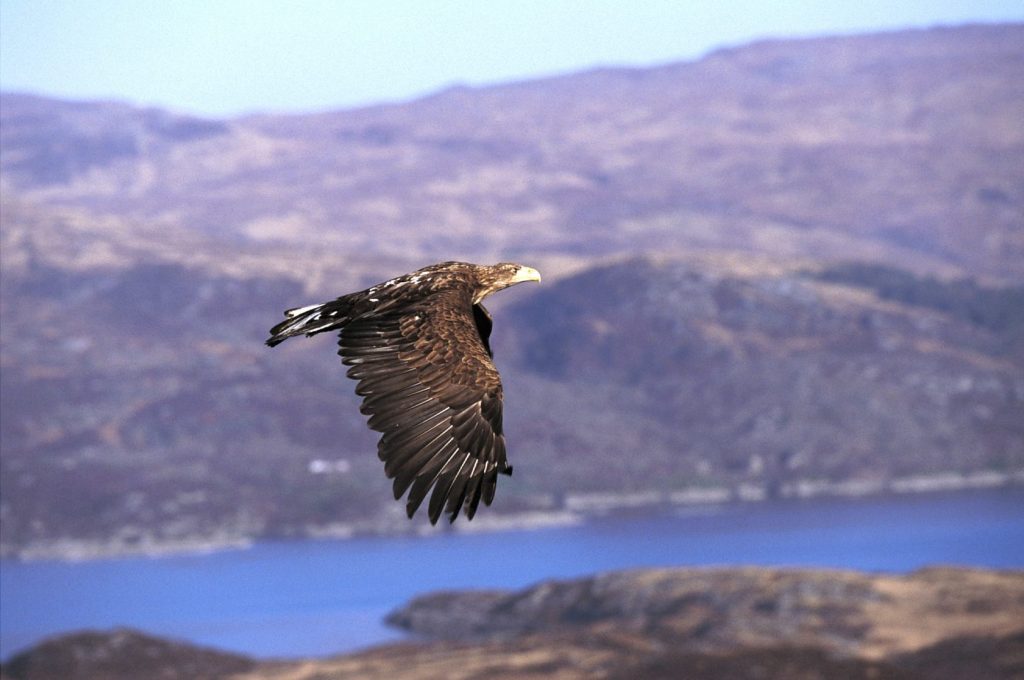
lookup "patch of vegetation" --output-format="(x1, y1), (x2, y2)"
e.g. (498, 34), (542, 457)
(812, 263), (1024, 336)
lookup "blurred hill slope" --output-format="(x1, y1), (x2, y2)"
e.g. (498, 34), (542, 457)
(1, 25), (1022, 558)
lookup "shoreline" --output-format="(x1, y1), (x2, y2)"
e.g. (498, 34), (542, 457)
(4, 469), (1022, 563)
(4, 565), (1024, 677)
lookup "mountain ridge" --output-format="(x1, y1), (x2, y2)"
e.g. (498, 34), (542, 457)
(1, 24), (1022, 558)
(3, 24), (1022, 278)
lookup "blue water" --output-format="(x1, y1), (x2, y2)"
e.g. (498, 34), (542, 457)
(1, 488), (1022, 660)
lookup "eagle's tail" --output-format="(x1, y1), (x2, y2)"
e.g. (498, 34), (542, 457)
(266, 300), (350, 347)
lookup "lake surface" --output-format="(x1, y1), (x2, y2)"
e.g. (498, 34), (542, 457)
(2, 488), (1022, 660)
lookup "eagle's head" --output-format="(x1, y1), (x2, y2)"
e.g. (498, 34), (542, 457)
(473, 262), (542, 303)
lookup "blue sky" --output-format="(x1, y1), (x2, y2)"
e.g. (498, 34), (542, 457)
(1, 0), (1021, 117)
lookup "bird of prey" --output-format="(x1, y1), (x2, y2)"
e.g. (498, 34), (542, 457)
(267, 261), (541, 524)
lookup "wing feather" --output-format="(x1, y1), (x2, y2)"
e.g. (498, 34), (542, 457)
(388, 420), (455, 484)
(464, 472), (485, 520)
(405, 441), (460, 518)
(429, 454), (470, 523)
(337, 290), (510, 524)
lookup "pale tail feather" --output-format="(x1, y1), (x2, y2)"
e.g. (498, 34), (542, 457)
(266, 301), (349, 346)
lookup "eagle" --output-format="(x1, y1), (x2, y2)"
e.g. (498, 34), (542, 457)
(267, 261), (541, 524)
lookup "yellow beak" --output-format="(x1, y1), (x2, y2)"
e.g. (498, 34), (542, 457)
(512, 266), (542, 284)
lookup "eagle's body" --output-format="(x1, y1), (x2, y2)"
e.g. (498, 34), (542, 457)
(267, 261), (541, 524)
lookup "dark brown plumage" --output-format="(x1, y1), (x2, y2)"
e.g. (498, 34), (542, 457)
(267, 261), (541, 524)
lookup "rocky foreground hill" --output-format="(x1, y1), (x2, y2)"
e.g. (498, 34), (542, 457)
(1, 25), (1023, 557)
(3, 566), (1023, 679)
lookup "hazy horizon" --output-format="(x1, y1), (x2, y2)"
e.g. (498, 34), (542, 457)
(2, 1), (1022, 117)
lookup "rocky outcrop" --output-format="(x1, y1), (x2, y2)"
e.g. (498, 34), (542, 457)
(4, 567), (1023, 679)
(385, 566), (1024, 659)
(1, 628), (254, 680)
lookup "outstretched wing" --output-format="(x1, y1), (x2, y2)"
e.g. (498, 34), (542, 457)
(338, 289), (510, 524)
